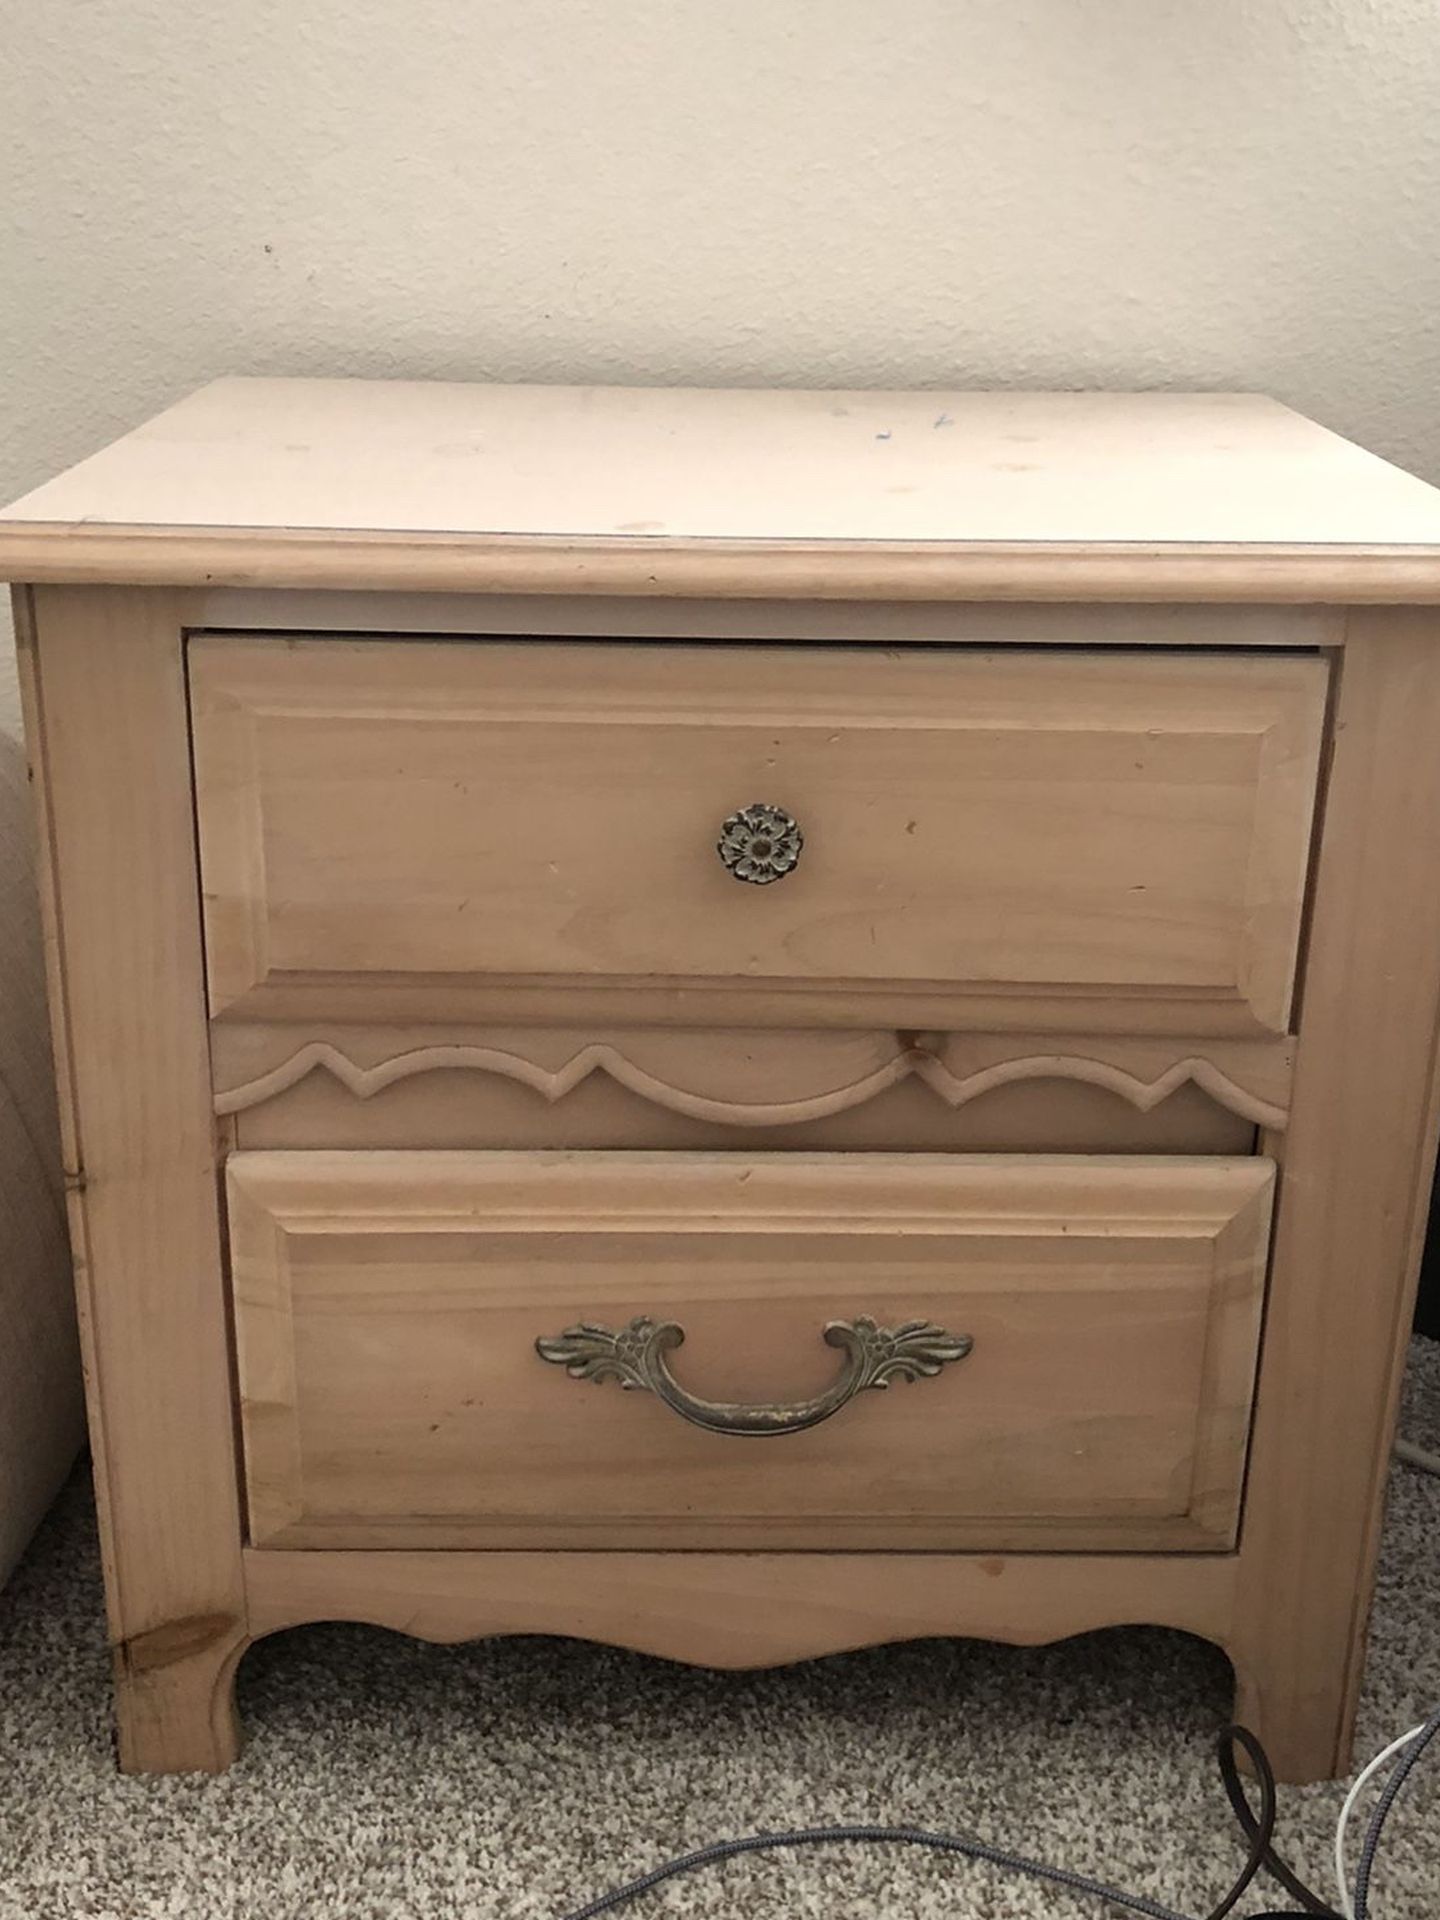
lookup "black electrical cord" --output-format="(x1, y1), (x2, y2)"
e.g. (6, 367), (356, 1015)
(553, 1725), (1345, 1920)
(1215, 1729), (1340, 1915)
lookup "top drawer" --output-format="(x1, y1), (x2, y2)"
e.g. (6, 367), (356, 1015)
(189, 638), (1327, 1034)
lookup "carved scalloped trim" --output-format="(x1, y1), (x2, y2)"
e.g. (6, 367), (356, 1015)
(243, 1548), (1237, 1673)
(214, 1039), (1288, 1130)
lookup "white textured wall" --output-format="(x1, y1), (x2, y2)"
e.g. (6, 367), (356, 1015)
(4, 0), (1440, 725)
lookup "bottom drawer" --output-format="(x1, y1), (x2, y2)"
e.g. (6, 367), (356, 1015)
(228, 1150), (1273, 1553)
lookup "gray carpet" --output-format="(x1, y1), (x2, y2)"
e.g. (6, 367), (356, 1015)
(1, 1345), (1437, 1920)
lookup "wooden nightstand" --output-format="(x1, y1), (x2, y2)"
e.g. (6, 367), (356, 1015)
(5, 381), (1440, 1782)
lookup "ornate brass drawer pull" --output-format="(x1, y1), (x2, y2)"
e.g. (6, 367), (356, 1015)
(717, 802), (803, 884)
(535, 1314), (972, 1437)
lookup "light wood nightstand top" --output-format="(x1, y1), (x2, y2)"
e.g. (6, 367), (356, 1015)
(5, 380), (1440, 600)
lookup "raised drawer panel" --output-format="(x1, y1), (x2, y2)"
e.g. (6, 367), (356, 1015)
(228, 1150), (1274, 1553)
(190, 639), (1327, 1034)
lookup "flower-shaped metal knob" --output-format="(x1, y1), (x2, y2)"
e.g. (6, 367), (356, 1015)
(717, 802), (803, 885)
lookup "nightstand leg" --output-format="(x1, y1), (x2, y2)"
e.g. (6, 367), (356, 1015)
(113, 1624), (250, 1775)
(1227, 616), (1440, 1785)
(18, 590), (250, 1778)
(1226, 1635), (1357, 1785)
